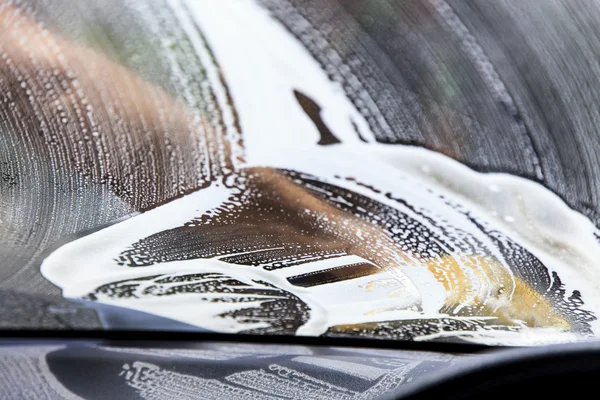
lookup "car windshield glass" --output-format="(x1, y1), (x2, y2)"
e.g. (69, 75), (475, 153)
(2, 0), (599, 347)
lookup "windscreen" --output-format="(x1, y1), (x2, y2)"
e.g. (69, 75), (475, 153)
(2, 0), (600, 346)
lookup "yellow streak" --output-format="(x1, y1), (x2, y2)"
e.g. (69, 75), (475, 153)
(430, 256), (570, 330)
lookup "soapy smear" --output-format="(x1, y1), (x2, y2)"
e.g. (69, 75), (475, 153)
(41, 0), (600, 345)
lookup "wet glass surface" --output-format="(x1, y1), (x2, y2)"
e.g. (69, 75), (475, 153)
(0, 340), (468, 399)
(2, 0), (600, 346)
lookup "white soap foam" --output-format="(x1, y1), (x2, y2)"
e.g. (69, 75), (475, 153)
(41, 0), (600, 345)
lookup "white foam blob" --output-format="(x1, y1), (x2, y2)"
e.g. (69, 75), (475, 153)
(41, 0), (600, 345)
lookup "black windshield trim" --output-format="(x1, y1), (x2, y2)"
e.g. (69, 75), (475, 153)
(0, 329), (499, 354)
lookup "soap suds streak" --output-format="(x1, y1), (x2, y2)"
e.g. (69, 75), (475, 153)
(85, 272), (310, 335)
(257, 0), (600, 225)
(0, 0), (242, 316)
(38, 0), (600, 344)
(0, 0), (598, 344)
(45, 163), (596, 342)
